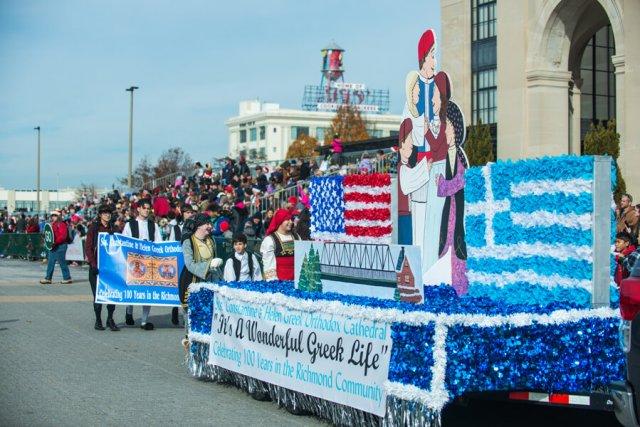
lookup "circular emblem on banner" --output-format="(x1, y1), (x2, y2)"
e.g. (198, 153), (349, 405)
(43, 223), (54, 250)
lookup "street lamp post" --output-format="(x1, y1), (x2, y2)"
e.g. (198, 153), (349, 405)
(34, 126), (41, 213)
(126, 86), (139, 189)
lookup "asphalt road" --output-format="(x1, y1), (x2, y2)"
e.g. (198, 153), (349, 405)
(0, 258), (323, 426)
(0, 258), (623, 426)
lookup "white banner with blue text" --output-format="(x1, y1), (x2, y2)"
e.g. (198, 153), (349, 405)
(208, 292), (393, 416)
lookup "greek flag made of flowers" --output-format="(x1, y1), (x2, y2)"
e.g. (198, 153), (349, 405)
(310, 173), (392, 243)
(464, 155), (606, 307)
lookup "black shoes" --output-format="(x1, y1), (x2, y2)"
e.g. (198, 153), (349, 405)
(171, 307), (179, 325)
(106, 318), (120, 332)
(125, 313), (135, 325)
(141, 322), (155, 331)
(94, 319), (105, 331)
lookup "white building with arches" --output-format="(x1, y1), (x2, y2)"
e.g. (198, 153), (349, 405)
(441, 0), (639, 193)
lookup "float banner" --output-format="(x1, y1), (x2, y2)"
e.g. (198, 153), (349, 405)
(209, 293), (392, 416)
(95, 232), (183, 306)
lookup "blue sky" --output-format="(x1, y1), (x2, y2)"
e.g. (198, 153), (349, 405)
(0, 0), (440, 190)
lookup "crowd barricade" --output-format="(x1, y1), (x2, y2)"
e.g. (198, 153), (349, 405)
(0, 233), (46, 260)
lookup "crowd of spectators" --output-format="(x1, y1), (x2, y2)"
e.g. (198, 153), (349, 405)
(0, 148), (393, 262)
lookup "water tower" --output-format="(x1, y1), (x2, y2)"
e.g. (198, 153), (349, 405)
(320, 42), (344, 88)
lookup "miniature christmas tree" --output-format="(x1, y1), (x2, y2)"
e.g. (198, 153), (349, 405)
(298, 253), (311, 291)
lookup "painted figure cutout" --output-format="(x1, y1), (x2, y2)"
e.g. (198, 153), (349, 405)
(421, 71), (451, 277)
(437, 101), (468, 295)
(398, 28), (467, 293)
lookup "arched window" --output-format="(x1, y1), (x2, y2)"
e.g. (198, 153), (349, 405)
(580, 25), (616, 145)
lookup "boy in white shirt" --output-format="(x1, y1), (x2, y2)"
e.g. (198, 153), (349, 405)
(223, 234), (262, 282)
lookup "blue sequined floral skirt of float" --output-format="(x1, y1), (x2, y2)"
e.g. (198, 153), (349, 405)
(187, 281), (624, 427)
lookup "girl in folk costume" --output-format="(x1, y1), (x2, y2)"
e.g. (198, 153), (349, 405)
(260, 209), (300, 281)
(421, 71), (451, 280)
(436, 101), (469, 295)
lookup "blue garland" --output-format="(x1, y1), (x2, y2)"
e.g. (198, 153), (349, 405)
(445, 317), (623, 396)
(466, 283), (592, 308)
(187, 280), (624, 403)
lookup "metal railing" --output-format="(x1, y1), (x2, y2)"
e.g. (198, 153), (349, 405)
(141, 170), (189, 191)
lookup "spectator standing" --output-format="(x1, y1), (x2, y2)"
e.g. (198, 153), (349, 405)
(40, 210), (73, 284)
(615, 231), (637, 286)
(222, 158), (237, 185)
(331, 134), (343, 166)
(15, 214), (26, 233)
(238, 156), (251, 176)
(299, 159), (311, 181)
(26, 216), (40, 233)
(121, 199), (162, 330)
(85, 204), (120, 331)
(617, 194), (638, 234)
(296, 208), (312, 240)
(231, 201), (248, 235)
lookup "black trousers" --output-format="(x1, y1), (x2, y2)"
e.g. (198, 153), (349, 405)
(89, 268), (115, 320)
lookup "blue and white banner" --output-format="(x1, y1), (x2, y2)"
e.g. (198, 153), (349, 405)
(208, 291), (393, 416)
(96, 232), (183, 306)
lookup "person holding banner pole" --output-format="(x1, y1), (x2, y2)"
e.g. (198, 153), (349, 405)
(168, 204), (195, 325)
(85, 204), (119, 331)
(121, 199), (162, 330)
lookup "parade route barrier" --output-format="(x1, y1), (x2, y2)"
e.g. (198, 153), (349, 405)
(0, 233), (45, 260)
(186, 280), (624, 426)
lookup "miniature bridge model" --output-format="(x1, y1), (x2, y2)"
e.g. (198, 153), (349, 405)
(319, 242), (397, 287)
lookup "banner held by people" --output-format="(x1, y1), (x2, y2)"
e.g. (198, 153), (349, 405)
(96, 232), (183, 306)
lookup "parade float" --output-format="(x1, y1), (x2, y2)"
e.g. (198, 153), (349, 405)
(184, 29), (625, 426)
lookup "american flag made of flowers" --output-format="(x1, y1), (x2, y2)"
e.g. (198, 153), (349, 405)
(309, 173), (392, 243)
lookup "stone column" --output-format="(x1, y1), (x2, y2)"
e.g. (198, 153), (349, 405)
(524, 69), (572, 157)
(569, 79), (582, 155)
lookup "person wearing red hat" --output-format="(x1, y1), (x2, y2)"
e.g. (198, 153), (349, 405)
(402, 28), (439, 155)
(40, 210), (73, 285)
(260, 209), (300, 281)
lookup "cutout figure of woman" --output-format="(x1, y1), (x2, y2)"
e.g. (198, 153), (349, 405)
(436, 101), (468, 295)
(421, 71), (451, 277)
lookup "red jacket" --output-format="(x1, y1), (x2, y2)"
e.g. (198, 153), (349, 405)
(52, 221), (69, 246)
(616, 245), (637, 286)
(26, 223), (39, 233)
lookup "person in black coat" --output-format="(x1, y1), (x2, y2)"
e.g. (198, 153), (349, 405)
(295, 208), (312, 240)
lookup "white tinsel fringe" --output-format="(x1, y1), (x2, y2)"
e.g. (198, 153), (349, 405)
(345, 201), (390, 210)
(310, 232), (392, 244)
(510, 178), (592, 197)
(510, 211), (592, 230)
(187, 283), (619, 329)
(467, 269), (592, 290)
(343, 185), (392, 196)
(467, 243), (593, 262)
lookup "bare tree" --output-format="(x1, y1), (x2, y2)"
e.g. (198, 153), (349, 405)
(154, 147), (193, 178)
